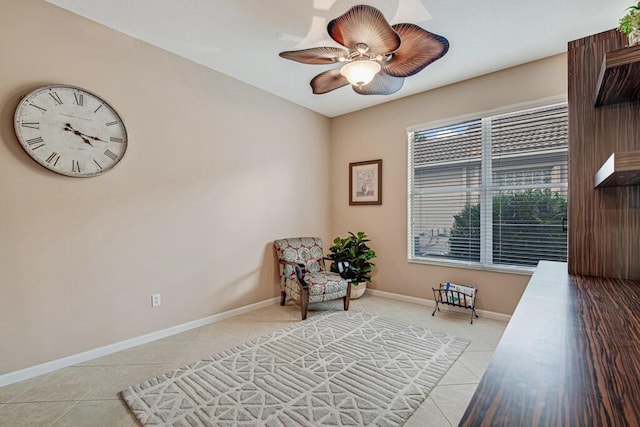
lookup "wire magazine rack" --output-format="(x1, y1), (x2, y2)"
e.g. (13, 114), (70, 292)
(432, 283), (479, 324)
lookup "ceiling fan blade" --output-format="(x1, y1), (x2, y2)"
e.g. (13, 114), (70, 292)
(382, 24), (449, 78)
(310, 68), (350, 94)
(279, 47), (349, 64)
(353, 71), (404, 95)
(328, 5), (400, 55)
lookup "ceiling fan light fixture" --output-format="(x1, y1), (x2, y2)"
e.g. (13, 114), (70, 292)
(340, 59), (381, 87)
(280, 5), (449, 95)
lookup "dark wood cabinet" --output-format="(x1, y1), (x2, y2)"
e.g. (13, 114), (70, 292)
(568, 29), (640, 280)
(593, 44), (640, 189)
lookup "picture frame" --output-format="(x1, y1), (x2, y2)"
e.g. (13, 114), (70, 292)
(349, 159), (382, 205)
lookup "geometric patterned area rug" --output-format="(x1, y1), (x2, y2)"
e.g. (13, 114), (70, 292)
(121, 310), (469, 426)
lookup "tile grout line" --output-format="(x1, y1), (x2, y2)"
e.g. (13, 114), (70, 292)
(79, 365), (122, 403)
(3, 399), (99, 404)
(5, 365), (121, 422)
(440, 381), (481, 386)
(426, 396), (454, 427)
(5, 373), (54, 404)
(458, 353), (492, 381)
(48, 363), (139, 425)
(47, 400), (81, 427)
(432, 384), (480, 427)
(451, 360), (481, 383)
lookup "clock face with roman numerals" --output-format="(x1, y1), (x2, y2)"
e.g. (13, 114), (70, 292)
(14, 85), (127, 178)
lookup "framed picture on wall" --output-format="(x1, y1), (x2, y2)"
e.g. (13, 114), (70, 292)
(349, 159), (382, 205)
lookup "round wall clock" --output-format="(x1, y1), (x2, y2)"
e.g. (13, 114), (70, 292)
(14, 85), (128, 178)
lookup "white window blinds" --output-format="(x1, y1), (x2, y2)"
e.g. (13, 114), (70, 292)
(408, 103), (568, 270)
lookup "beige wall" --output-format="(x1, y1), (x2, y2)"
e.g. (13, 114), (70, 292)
(0, 0), (569, 377)
(0, 0), (331, 374)
(330, 54), (568, 315)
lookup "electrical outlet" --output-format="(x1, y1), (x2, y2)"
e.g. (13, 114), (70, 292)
(151, 293), (161, 307)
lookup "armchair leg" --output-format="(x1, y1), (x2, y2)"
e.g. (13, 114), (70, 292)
(280, 291), (286, 306)
(343, 283), (351, 311)
(300, 288), (309, 320)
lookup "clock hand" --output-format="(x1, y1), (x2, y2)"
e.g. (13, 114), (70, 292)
(80, 135), (94, 147)
(87, 135), (107, 142)
(65, 123), (106, 143)
(64, 125), (94, 147)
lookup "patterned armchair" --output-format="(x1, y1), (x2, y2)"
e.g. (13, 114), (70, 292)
(274, 237), (351, 320)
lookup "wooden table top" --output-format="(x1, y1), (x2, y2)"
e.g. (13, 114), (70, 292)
(460, 261), (640, 426)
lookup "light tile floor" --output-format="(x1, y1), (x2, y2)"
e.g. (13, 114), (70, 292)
(0, 294), (507, 426)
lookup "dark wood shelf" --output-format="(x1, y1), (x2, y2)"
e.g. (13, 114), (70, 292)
(595, 45), (640, 107)
(460, 261), (640, 426)
(594, 151), (640, 187)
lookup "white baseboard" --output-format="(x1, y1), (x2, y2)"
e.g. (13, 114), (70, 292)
(366, 289), (512, 323)
(0, 297), (280, 387)
(1, 290), (510, 387)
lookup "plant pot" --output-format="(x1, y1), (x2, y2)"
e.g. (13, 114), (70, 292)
(349, 282), (367, 299)
(629, 28), (640, 46)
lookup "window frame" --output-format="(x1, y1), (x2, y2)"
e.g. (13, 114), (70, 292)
(407, 96), (568, 275)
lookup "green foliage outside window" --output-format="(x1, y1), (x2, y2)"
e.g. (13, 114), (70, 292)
(449, 189), (567, 266)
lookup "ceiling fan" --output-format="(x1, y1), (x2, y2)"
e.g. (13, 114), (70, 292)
(279, 4), (449, 96)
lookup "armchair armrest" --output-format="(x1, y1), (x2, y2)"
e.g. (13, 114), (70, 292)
(278, 259), (307, 286)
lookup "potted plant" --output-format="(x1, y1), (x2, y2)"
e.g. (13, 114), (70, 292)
(327, 232), (376, 299)
(619, 2), (640, 46)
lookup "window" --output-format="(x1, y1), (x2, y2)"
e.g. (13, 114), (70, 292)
(408, 103), (568, 271)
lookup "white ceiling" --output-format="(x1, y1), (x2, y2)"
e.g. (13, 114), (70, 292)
(44, 0), (627, 117)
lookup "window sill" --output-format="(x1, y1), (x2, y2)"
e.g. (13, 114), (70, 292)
(408, 257), (535, 276)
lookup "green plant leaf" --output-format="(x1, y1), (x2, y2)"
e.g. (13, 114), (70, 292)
(327, 231), (377, 283)
(619, 5), (640, 34)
